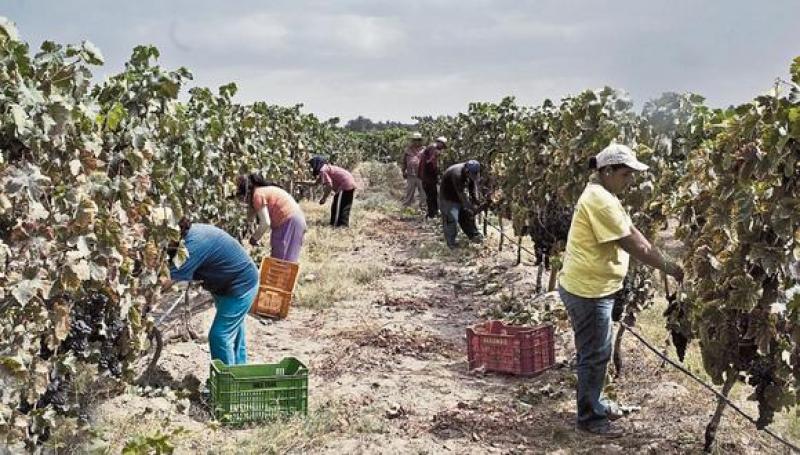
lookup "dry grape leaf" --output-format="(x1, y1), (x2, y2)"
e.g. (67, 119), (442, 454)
(52, 301), (71, 342)
(80, 40), (104, 65)
(69, 259), (91, 282)
(28, 201), (49, 221)
(11, 279), (45, 306)
(5, 165), (51, 200)
(0, 355), (27, 373)
(75, 197), (98, 227)
(0, 16), (19, 42)
(171, 241), (188, 269)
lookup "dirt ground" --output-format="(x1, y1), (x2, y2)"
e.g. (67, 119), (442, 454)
(86, 164), (792, 454)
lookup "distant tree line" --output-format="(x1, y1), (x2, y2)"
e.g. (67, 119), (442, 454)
(344, 115), (416, 132)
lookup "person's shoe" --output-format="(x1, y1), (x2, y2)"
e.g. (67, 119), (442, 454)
(576, 421), (624, 438)
(469, 235), (484, 244)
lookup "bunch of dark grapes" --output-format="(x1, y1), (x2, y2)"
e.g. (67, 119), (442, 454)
(664, 293), (691, 362)
(37, 377), (70, 413)
(0, 214), (13, 240)
(528, 201), (572, 268)
(60, 291), (126, 377)
(62, 319), (91, 354)
(748, 357), (776, 428)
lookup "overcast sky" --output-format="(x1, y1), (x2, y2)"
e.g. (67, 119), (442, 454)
(4, 0), (799, 122)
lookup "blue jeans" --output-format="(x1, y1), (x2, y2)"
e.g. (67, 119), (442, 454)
(209, 283), (258, 365)
(439, 199), (481, 247)
(558, 285), (615, 428)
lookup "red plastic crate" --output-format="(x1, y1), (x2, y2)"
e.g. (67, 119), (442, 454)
(466, 320), (555, 376)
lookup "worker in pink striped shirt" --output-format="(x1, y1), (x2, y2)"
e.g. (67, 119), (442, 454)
(308, 156), (357, 227)
(235, 174), (307, 262)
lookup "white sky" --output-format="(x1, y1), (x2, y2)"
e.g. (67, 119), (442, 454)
(4, 0), (799, 122)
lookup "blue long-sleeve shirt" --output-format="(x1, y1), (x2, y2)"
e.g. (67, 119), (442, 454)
(169, 224), (259, 297)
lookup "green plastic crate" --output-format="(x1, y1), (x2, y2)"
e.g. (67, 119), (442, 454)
(208, 357), (308, 424)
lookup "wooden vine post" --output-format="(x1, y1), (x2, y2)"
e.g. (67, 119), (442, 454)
(498, 216), (504, 251)
(547, 262), (559, 292)
(704, 372), (737, 452)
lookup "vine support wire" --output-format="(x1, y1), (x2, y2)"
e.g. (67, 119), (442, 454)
(478, 214), (797, 451)
(483, 215), (537, 260)
(619, 321), (800, 453)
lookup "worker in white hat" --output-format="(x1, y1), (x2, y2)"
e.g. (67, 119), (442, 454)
(418, 136), (448, 219)
(400, 132), (426, 207)
(558, 142), (683, 437)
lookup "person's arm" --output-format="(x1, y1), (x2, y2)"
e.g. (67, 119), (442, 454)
(319, 187), (332, 204)
(458, 187), (474, 213)
(400, 150), (408, 178)
(617, 226), (683, 281)
(468, 177), (481, 206)
(250, 206), (271, 246)
(168, 237), (203, 283)
(318, 168), (334, 203)
(455, 177), (476, 213)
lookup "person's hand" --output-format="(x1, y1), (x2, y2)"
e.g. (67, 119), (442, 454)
(668, 262), (684, 283)
(249, 236), (259, 246)
(159, 276), (173, 292)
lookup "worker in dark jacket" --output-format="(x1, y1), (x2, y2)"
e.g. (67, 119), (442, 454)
(439, 160), (484, 248)
(418, 136), (447, 219)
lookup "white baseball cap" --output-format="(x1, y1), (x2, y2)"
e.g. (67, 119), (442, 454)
(435, 136), (447, 145)
(595, 143), (648, 171)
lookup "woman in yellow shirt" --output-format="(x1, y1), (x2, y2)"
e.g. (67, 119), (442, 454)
(558, 143), (683, 437)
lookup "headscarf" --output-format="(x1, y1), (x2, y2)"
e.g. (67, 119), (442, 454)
(309, 156), (327, 177)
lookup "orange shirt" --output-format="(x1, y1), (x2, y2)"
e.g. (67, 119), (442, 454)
(252, 186), (303, 228)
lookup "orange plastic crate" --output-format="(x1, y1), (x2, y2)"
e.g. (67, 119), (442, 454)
(466, 320), (554, 376)
(250, 257), (300, 319)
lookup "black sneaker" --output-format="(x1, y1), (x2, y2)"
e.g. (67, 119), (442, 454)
(577, 421), (624, 438)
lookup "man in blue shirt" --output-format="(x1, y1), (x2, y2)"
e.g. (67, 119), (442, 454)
(163, 220), (259, 365)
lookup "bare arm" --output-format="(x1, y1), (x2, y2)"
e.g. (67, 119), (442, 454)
(617, 226), (683, 281)
(250, 206), (271, 245)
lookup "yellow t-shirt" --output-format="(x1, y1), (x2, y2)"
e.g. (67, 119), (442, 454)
(559, 183), (633, 298)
